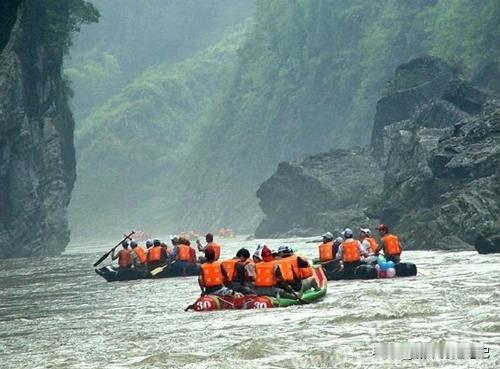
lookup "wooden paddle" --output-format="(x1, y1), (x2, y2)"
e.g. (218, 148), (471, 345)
(150, 260), (176, 276)
(93, 231), (135, 267)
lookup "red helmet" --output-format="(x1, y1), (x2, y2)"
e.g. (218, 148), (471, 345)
(261, 246), (274, 262)
(376, 224), (389, 233)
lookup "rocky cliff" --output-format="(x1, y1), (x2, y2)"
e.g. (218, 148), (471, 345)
(255, 148), (383, 238)
(0, 2), (76, 258)
(256, 56), (500, 253)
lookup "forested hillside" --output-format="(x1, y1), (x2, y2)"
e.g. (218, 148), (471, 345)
(68, 0), (500, 238)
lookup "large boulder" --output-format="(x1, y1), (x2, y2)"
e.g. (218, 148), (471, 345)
(255, 148), (382, 238)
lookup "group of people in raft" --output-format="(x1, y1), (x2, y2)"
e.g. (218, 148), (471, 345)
(317, 223), (403, 271)
(111, 223), (402, 299)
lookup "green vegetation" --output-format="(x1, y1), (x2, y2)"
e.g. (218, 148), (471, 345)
(68, 0), (500, 237)
(71, 29), (246, 236)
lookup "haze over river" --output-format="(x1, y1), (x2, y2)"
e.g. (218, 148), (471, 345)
(0, 236), (498, 368)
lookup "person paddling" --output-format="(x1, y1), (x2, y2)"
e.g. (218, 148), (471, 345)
(375, 224), (403, 263)
(111, 241), (132, 269)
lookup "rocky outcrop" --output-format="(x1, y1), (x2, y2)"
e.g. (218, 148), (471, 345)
(372, 61), (500, 252)
(256, 56), (500, 253)
(255, 149), (383, 238)
(0, 2), (76, 258)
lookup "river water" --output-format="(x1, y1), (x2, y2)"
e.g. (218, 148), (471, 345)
(0, 236), (498, 368)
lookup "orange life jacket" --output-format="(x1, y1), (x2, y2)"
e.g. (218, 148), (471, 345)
(200, 262), (223, 288)
(342, 239), (361, 262)
(147, 246), (163, 263)
(221, 258), (238, 282)
(255, 261), (276, 287)
(366, 237), (379, 254)
(319, 241), (334, 261)
(383, 234), (401, 256)
(274, 259), (295, 283)
(118, 249), (132, 268)
(132, 246), (147, 264)
(176, 245), (191, 262)
(282, 255), (313, 279)
(208, 242), (221, 260)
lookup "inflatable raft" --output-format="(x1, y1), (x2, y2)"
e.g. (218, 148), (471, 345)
(95, 262), (200, 282)
(187, 265), (327, 311)
(316, 260), (417, 280)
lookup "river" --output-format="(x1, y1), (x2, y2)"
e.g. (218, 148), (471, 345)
(0, 236), (498, 368)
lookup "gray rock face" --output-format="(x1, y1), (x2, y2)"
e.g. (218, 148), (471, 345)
(255, 149), (383, 238)
(256, 56), (500, 253)
(374, 72), (500, 252)
(0, 3), (76, 258)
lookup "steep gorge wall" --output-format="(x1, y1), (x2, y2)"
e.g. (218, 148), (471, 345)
(0, 1), (76, 258)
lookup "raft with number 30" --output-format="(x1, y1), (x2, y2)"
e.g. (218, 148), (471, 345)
(188, 265), (327, 311)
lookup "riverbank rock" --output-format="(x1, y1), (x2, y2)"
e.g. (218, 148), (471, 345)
(0, 3), (76, 258)
(255, 56), (500, 253)
(372, 62), (500, 252)
(254, 148), (382, 238)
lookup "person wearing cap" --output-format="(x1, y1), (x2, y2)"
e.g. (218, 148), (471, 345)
(318, 232), (335, 262)
(277, 246), (319, 292)
(129, 240), (147, 269)
(333, 237), (343, 256)
(198, 246), (241, 297)
(375, 224), (402, 263)
(146, 239), (168, 271)
(359, 229), (378, 264)
(336, 228), (368, 271)
(111, 240), (132, 269)
(196, 233), (221, 261)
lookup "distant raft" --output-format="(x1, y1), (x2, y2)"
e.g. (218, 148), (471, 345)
(95, 262), (200, 282)
(315, 260), (417, 280)
(188, 266), (327, 311)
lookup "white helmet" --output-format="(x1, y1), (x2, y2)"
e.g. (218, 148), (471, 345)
(360, 228), (372, 236)
(343, 228), (353, 238)
(333, 237), (343, 246)
(322, 232), (334, 241)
